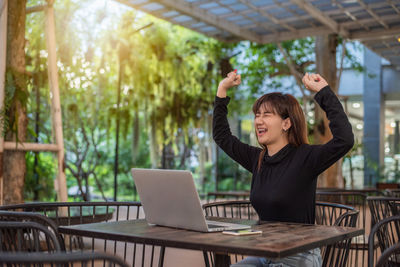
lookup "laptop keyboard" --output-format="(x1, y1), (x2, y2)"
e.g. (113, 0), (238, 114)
(207, 223), (226, 229)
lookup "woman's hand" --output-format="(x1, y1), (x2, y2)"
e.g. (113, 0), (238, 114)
(217, 70), (241, 98)
(302, 73), (328, 93)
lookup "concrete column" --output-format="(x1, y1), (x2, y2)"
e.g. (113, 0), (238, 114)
(363, 47), (384, 186)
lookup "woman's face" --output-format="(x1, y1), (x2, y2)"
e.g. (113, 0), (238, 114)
(254, 104), (287, 146)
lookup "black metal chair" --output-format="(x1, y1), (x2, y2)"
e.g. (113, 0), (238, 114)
(317, 188), (383, 196)
(367, 197), (400, 267)
(0, 251), (129, 267)
(202, 200), (358, 267)
(0, 202), (165, 267)
(368, 197), (400, 226)
(368, 215), (400, 267)
(0, 221), (62, 252)
(203, 200), (258, 221)
(202, 200), (258, 266)
(374, 243), (400, 267)
(384, 189), (400, 198)
(0, 210), (65, 250)
(316, 191), (368, 267)
(206, 191), (250, 202)
(315, 202), (359, 267)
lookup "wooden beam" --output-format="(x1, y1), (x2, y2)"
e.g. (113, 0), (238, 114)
(357, 0), (389, 29)
(272, 0), (317, 28)
(382, 41), (400, 56)
(333, 0), (369, 31)
(352, 26), (400, 41)
(26, 4), (46, 14)
(217, 1), (278, 34)
(45, 1), (68, 203)
(115, 0), (242, 41)
(387, 0), (400, 14)
(117, 0), (224, 41)
(147, 0), (261, 42)
(220, 8), (252, 19)
(325, 2), (389, 17)
(290, 0), (349, 37)
(4, 142), (59, 152)
(373, 45), (400, 53)
(0, 0), (7, 206)
(341, 14), (399, 29)
(237, 0), (296, 32)
(261, 26), (333, 43)
(272, 2), (389, 26)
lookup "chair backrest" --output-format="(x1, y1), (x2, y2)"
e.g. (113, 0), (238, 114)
(202, 200), (358, 226)
(316, 192), (369, 267)
(384, 189), (400, 198)
(315, 201), (359, 226)
(368, 215), (400, 267)
(315, 202), (359, 267)
(316, 192), (367, 228)
(202, 200), (258, 220)
(374, 242), (400, 267)
(317, 188), (383, 196)
(206, 191), (250, 202)
(202, 200), (358, 267)
(0, 221), (61, 252)
(0, 210), (65, 250)
(0, 251), (129, 267)
(367, 197), (400, 227)
(0, 202), (164, 267)
(202, 200), (257, 266)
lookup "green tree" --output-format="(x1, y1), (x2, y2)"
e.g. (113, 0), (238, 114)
(3, 0), (28, 204)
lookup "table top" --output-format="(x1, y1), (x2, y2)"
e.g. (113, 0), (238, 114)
(59, 218), (364, 259)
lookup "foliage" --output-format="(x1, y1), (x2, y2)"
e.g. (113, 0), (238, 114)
(217, 150), (251, 191)
(24, 3), (59, 200)
(43, 2), (228, 199)
(19, 0), (364, 201)
(24, 152), (56, 201)
(234, 39), (314, 99)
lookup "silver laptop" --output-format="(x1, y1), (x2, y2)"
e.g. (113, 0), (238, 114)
(131, 168), (251, 232)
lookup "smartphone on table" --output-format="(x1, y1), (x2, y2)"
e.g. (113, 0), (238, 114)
(222, 229), (262, 236)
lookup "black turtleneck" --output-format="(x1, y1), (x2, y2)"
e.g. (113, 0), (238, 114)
(212, 86), (354, 224)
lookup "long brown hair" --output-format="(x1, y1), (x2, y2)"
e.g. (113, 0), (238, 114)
(252, 92), (308, 170)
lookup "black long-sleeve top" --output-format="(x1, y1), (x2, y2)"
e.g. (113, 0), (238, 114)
(212, 86), (354, 224)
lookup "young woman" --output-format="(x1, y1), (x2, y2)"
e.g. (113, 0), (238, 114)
(213, 71), (354, 267)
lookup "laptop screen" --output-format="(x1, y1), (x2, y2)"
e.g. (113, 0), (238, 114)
(131, 168), (209, 232)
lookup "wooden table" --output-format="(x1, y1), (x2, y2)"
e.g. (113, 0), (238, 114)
(58, 218), (363, 267)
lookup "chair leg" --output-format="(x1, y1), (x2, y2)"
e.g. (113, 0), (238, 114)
(203, 251), (211, 267)
(214, 253), (231, 267)
(158, 246), (166, 267)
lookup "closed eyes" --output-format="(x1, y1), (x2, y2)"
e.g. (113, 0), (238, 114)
(256, 112), (272, 117)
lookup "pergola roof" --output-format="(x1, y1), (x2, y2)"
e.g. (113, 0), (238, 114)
(116, 0), (400, 67)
